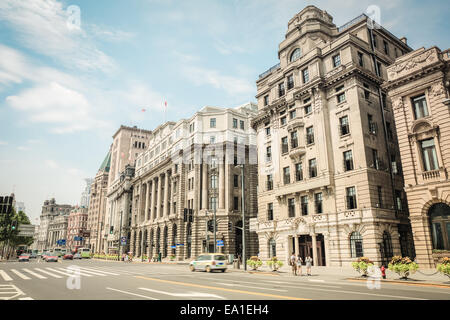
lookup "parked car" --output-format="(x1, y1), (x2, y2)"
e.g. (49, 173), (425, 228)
(41, 252), (49, 260)
(29, 252), (37, 259)
(73, 253), (82, 259)
(63, 253), (74, 260)
(18, 254), (30, 262)
(45, 254), (58, 262)
(189, 253), (227, 273)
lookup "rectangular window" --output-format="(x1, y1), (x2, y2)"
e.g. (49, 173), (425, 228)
(358, 52), (364, 67)
(267, 203), (273, 220)
(421, 138), (439, 171)
(363, 83), (370, 100)
(233, 118), (238, 129)
(283, 167), (290, 185)
(295, 163), (303, 181)
(306, 126), (314, 145)
(302, 68), (309, 83)
(373, 34), (378, 48)
(280, 116), (287, 126)
(386, 122), (393, 141)
(265, 126), (271, 136)
(377, 186), (383, 208)
(412, 95), (429, 119)
(337, 91), (346, 103)
(266, 146), (272, 162)
(372, 148), (379, 170)
(304, 104), (312, 115)
(383, 40), (389, 55)
(267, 174), (273, 191)
(210, 136), (215, 144)
(395, 190), (403, 211)
(291, 131), (298, 149)
(339, 116), (350, 136)
(278, 83), (285, 97)
(301, 196), (308, 216)
(376, 62), (382, 77)
(264, 95), (269, 106)
(234, 174), (239, 188)
(233, 197), (239, 211)
(288, 198), (295, 217)
(309, 158), (317, 178)
(240, 120), (244, 130)
(287, 74), (294, 90)
(333, 54), (341, 68)
(210, 118), (216, 128)
(344, 150), (354, 171)
(368, 114), (377, 135)
(281, 137), (289, 154)
(346, 187), (357, 210)
(315, 193), (323, 214)
(289, 109), (296, 120)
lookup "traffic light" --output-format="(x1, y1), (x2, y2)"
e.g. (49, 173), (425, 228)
(109, 226), (114, 234)
(189, 209), (193, 223)
(228, 221), (233, 232)
(11, 220), (17, 231)
(183, 208), (188, 222)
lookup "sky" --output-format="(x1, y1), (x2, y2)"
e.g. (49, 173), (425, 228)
(0, 0), (449, 224)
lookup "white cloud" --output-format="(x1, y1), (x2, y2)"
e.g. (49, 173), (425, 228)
(17, 146), (30, 151)
(0, 0), (116, 73)
(0, 141), (8, 145)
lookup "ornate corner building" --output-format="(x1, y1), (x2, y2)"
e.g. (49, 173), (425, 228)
(250, 6), (416, 267)
(384, 47), (450, 267)
(129, 103), (259, 261)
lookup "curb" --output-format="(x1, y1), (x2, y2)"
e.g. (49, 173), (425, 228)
(346, 277), (450, 288)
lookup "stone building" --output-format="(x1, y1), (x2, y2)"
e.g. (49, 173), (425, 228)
(250, 6), (415, 267)
(47, 211), (70, 250)
(103, 125), (151, 254)
(130, 103), (259, 261)
(87, 151), (111, 254)
(37, 198), (73, 251)
(383, 46), (450, 267)
(67, 206), (89, 251)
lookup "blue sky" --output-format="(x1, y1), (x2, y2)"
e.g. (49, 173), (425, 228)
(0, 0), (449, 223)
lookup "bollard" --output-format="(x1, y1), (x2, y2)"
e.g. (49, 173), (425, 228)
(233, 258), (240, 269)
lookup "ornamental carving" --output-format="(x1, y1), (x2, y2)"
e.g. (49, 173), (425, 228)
(388, 49), (436, 80)
(430, 82), (445, 98)
(392, 98), (404, 112)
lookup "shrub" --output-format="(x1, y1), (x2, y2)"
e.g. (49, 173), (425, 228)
(351, 257), (374, 277)
(266, 257), (283, 271)
(247, 256), (262, 270)
(388, 256), (419, 280)
(436, 257), (450, 279)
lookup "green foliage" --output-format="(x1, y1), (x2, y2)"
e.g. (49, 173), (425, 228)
(247, 256), (262, 270)
(266, 257), (283, 270)
(436, 257), (450, 278)
(351, 257), (374, 276)
(388, 256), (419, 279)
(0, 208), (33, 247)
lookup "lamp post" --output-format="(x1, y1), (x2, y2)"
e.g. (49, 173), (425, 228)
(117, 210), (123, 261)
(235, 163), (246, 271)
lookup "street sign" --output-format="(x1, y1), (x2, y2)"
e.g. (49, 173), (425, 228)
(176, 243), (184, 246)
(217, 240), (224, 247)
(171, 245), (176, 249)
(74, 236), (83, 241)
(120, 236), (127, 245)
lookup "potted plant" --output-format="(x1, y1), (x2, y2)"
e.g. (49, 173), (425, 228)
(436, 257), (450, 279)
(388, 256), (419, 280)
(351, 257), (374, 277)
(247, 256), (263, 271)
(266, 257), (283, 271)
(169, 254), (176, 261)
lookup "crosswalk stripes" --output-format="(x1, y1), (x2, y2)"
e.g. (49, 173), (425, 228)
(22, 268), (47, 279)
(33, 268), (63, 279)
(79, 267), (119, 276)
(55, 267), (94, 277)
(10, 269), (31, 280)
(0, 270), (13, 281)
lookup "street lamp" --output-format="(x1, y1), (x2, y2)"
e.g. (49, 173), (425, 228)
(117, 210), (123, 261)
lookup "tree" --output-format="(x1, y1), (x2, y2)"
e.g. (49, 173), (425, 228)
(0, 208), (34, 258)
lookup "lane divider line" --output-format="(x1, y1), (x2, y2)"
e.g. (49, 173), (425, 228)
(105, 287), (159, 300)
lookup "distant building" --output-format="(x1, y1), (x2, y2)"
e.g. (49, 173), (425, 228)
(67, 206), (89, 251)
(384, 46), (450, 267)
(80, 178), (94, 208)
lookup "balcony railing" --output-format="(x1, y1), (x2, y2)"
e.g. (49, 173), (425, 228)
(258, 63), (281, 79)
(422, 168), (444, 181)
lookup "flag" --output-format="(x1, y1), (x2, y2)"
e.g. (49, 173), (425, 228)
(164, 101), (167, 108)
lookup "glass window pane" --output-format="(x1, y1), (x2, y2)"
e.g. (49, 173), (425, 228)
(432, 223), (444, 249)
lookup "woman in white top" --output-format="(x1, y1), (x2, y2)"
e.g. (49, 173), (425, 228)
(290, 253), (297, 276)
(296, 254), (303, 276)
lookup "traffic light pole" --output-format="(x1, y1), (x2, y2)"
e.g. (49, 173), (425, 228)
(240, 164), (246, 271)
(117, 210), (123, 261)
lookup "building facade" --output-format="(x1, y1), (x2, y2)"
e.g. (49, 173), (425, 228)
(130, 103), (259, 261)
(47, 212), (69, 250)
(37, 198), (73, 251)
(80, 178), (94, 208)
(67, 206), (89, 251)
(384, 46), (450, 267)
(250, 6), (415, 267)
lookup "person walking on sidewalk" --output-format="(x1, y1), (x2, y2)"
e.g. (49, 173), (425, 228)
(289, 252), (297, 276)
(296, 254), (303, 276)
(305, 255), (313, 276)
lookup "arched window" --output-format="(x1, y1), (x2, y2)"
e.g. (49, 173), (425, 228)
(350, 232), (364, 257)
(290, 48), (302, 62)
(429, 203), (450, 250)
(269, 238), (277, 258)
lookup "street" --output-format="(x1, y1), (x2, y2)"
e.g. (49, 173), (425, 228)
(0, 259), (449, 301)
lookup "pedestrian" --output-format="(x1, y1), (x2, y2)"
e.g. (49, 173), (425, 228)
(305, 255), (312, 276)
(381, 265), (386, 279)
(289, 252), (297, 276)
(296, 254), (303, 276)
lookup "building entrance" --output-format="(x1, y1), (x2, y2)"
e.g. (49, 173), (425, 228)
(297, 234), (326, 266)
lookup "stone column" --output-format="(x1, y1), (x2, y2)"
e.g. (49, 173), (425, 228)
(219, 162), (225, 209)
(144, 182), (149, 222)
(164, 172), (170, 216)
(202, 164), (208, 210)
(224, 154), (230, 212)
(294, 235), (299, 256)
(311, 233), (318, 267)
(157, 175), (162, 218)
(151, 179), (156, 220)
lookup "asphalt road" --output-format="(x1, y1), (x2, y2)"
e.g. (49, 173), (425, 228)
(1, 259), (449, 301)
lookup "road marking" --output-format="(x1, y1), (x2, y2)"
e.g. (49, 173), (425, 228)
(106, 287), (159, 300)
(74, 268), (108, 276)
(57, 268), (93, 277)
(19, 297), (34, 300)
(308, 279), (325, 282)
(214, 282), (288, 292)
(135, 276), (309, 300)
(22, 268), (47, 279)
(33, 268), (63, 279)
(139, 287), (226, 299)
(44, 267), (73, 277)
(87, 266), (140, 275)
(0, 284), (25, 300)
(0, 270), (12, 281)
(78, 267), (119, 275)
(262, 280), (341, 289)
(10, 269), (31, 280)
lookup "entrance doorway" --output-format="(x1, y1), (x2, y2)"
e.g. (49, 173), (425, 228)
(297, 234), (326, 266)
